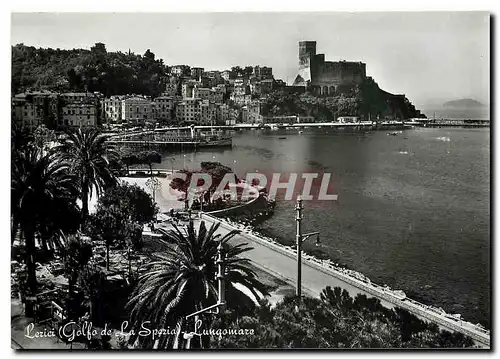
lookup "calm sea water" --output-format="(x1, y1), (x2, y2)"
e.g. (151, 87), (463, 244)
(155, 127), (490, 326)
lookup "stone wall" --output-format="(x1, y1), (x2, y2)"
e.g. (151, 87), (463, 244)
(314, 61), (366, 87)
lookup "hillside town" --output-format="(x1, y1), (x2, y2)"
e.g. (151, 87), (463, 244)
(12, 41), (429, 132)
(11, 63), (287, 131)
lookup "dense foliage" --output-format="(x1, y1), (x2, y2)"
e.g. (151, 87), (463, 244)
(209, 286), (475, 349)
(88, 183), (157, 266)
(12, 43), (169, 97)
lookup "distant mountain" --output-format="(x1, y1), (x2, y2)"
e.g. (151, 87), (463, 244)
(443, 98), (486, 108)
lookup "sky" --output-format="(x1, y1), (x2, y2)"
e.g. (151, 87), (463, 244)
(11, 12), (490, 109)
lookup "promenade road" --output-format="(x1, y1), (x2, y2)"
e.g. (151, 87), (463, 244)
(196, 215), (391, 306)
(196, 214), (490, 348)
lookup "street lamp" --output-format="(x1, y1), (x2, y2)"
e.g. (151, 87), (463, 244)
(295, 196), (320, 300)
(182, 242), (226, 349)
(169, 157), (175, 174)
(199, 190), (207, 213)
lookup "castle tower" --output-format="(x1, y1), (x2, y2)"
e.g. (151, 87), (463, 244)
(297, 41), (316, 83)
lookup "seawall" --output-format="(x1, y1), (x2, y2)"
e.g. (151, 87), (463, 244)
(199, 213), (490, 348)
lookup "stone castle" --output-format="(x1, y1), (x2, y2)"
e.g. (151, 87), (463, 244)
(290, 40), (423, 119)
(293, 41), (367, 95)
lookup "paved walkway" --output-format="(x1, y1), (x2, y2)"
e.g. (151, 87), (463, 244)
(196, 216), (371, 301)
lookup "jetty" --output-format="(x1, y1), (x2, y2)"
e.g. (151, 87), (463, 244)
(405, 118), (490, 128)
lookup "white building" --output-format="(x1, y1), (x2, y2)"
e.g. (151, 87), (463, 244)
(104, 96), (124, 123)
(221, 70), (231, 81)
(182, 81), (200, 99)
(121, 96), (153, 125)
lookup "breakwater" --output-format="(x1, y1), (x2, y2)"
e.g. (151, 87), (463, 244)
(199, 213), (490, 347)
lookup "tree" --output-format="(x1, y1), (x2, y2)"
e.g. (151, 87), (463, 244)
(97, 183), (157, 225)
(33, 125), (56, 150)
(211, 286), (475, 349)
(12, 43), (170, 99)
(60, 128), (118, 221)
(62, 234), (93, 320)
(126, 220), (268, 349)
(136, 150), (161, 175)
(89, 183), (156, 268)
(119, 147), (139, 176)
(78, 264), (107, 326)
(11, 124), (35, 153)
(243, 66), (254, 77)
(11, 146), (80, 294)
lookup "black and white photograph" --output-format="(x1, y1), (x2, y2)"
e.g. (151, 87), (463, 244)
(9, 10), (491, 350)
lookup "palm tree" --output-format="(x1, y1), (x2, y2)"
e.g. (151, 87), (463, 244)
(11, 145), (80, 294)
(127, 220), (268, 349)
(60, 128), (118, 221)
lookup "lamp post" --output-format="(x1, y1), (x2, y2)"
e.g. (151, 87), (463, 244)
(183, 242), (226, 349)
(169, 157), (175, 175)
(295, 196), (320, 300)
(199, 191), (206, 213)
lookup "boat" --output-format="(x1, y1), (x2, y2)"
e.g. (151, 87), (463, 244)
(278, 137), (287, 140)
(198, 138), (232, 148)
(387, 132), (398, 136)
